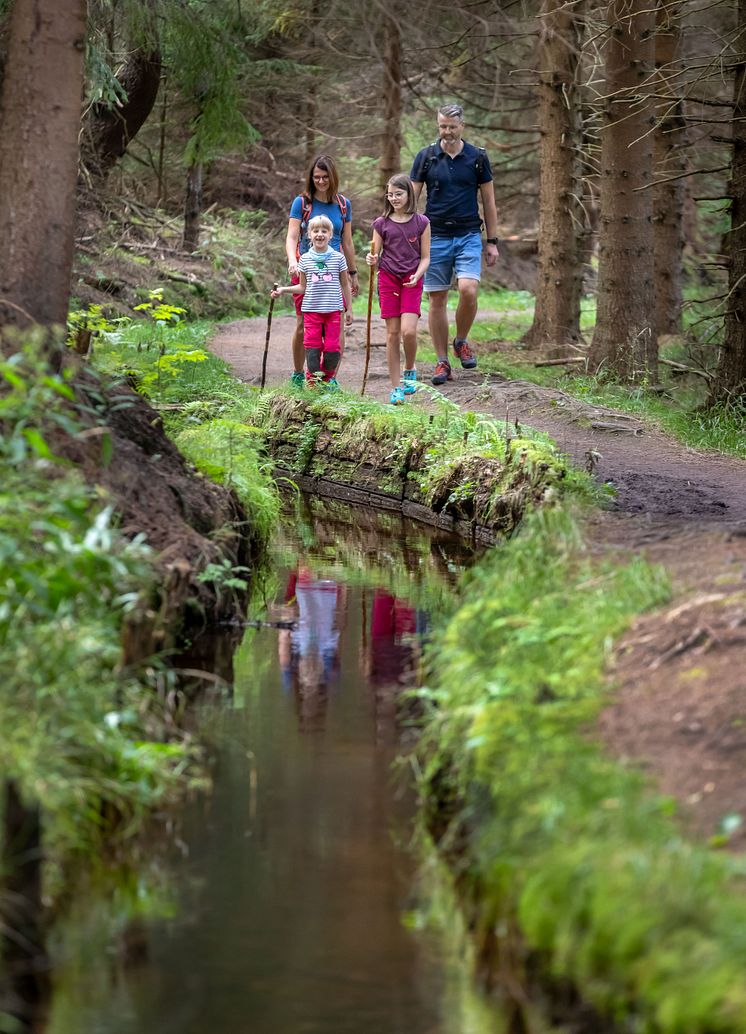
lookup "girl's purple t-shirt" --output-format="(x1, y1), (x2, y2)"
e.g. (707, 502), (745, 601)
(372, 213), (429, 278)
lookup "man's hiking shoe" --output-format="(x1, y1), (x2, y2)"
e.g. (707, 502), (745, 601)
(431, 359), (452, 386)
(390, 386), (405, 405)
(291, 371), (305, 388)
(402, 369), (417, 394)
(453, 338), (477, 369)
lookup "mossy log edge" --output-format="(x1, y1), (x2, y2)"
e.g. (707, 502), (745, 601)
(256, 395), (567, 545)
(274, 467), (499, 546)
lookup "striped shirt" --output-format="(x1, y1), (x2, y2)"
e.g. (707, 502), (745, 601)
(299, 249), (347, 313)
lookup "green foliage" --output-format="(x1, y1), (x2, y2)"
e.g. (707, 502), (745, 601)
(133, 287), (187, 326)
(414, 509), (746, 1031)
(91, 313), (242, 411)
(164, 4), (259, 167)
(67, 302), (122, 339)
(0, 347), (199, 864)
(175, 419), (279, 542)
(87, 303), (281, 539)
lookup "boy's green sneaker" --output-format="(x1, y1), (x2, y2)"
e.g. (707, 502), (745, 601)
(290, 371), (304, 387)
(402, 369), (417, 394)
(324, 378), (340, 391)
(389, 386), (405, 405)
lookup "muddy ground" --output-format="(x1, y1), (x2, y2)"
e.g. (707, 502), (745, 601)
(210, 312), (746, 846)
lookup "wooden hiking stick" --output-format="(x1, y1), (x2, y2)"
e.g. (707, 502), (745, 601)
(361, 242), (376, 396)
(260, 282), (279, 389)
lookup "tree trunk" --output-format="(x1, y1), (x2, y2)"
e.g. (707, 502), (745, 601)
(303, 0), (321, 169)
(711, 0), (746, 403)
(1, 779), (49, 1026)
(80, 46), (162, 184)
(156, 73), (169, 206)
(589, 0), (658, 383)
(304, 85), (318, 169)
(652, 1), (685, 336)
(183, 161), (204, 253)
(0, 0), (86, 346)
(522, 0), (585, 352)
(0, 9), (8, 98)
(379, 17), (402, 193)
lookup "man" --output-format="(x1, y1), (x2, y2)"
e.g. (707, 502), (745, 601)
(410, 104), (499, 385)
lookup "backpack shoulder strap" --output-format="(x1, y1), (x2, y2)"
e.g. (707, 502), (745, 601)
(296, 195), (314, 259)
(300, 194), (313, 228)
(475, 147), (487, 178)
(421, 142), (439, 179)
(336, 194), (349, 220)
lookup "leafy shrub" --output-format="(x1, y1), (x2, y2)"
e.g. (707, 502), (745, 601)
(0, 348), (199, 864)
(175, 418), (279, 542)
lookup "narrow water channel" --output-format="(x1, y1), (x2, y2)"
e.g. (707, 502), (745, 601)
(45, 500), (510, 1034)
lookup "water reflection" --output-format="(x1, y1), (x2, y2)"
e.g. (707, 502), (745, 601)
(40, 501), (520, 1034)
(276, 568), (346, 733)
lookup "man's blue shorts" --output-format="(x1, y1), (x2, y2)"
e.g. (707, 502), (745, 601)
(424, 231), (483, 292)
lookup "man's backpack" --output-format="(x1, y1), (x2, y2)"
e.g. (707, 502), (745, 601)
(297, 193), (349, 258)
(420, 142), (486, 182)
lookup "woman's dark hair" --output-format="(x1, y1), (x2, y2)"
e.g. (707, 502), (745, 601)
(303, 154), (340, 200)
(382, 173), (416, 218)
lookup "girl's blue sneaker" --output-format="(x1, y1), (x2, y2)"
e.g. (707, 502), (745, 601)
(389, 386), (405, 405)
(402, 369), (417, 394)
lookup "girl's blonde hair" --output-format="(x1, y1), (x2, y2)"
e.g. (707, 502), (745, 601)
(307, 214), (333, 233)
(383, 173), (416, 218)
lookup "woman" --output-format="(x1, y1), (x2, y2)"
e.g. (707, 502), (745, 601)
(285, 154), (359, 386)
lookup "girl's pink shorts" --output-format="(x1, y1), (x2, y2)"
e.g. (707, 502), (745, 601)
(377, 269), (423, 320)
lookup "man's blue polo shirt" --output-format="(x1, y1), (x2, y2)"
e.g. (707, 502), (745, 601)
(410, 140), (493, 237)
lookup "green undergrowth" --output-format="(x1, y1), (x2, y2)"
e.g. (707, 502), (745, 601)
(174, 418), (280, 542)
(0, 347), (204, 876)
(86, 309), (280, 539)
(415, 508), (746, 1031)
(72, 202), (285, 320)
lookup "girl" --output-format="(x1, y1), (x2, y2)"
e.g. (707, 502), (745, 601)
(366, 174), (430, 405)
(285, 155), (359, 386)
(273, 215), (353, 387)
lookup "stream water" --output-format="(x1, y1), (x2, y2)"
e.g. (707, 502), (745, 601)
(44, 499), (512, 1034)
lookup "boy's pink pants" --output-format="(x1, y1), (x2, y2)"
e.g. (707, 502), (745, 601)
(303, 311), (341, 352)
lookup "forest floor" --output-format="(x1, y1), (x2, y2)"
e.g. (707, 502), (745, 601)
(210, 311), (746, 848)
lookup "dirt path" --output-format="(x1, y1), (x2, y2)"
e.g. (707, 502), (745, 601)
(211, 316), (746, 844)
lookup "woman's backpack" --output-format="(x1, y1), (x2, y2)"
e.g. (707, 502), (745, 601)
(296, 194), (349, 258)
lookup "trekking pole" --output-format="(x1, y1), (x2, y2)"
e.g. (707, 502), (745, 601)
(361, 242), (376, 397)
(260, 283), (279, 390)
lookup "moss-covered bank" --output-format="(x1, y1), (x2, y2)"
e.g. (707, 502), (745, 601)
(415, 509), (746, 1033)
(243, 390), (590, 541)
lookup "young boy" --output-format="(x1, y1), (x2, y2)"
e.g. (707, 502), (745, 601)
(272, 215), (353, 386)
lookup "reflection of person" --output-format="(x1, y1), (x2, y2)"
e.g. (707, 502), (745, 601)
(295, 568), (341, 685)
(277, 568), (344, 732)
(284, 154), (360, 386)
(366, 590), (423, 745)
(365, 174), (430, 406)
(410, 103), (499, 385)
(273, 216), (352, 387)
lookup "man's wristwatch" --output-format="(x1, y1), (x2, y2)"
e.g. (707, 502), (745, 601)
(485, 237), (499, 246)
